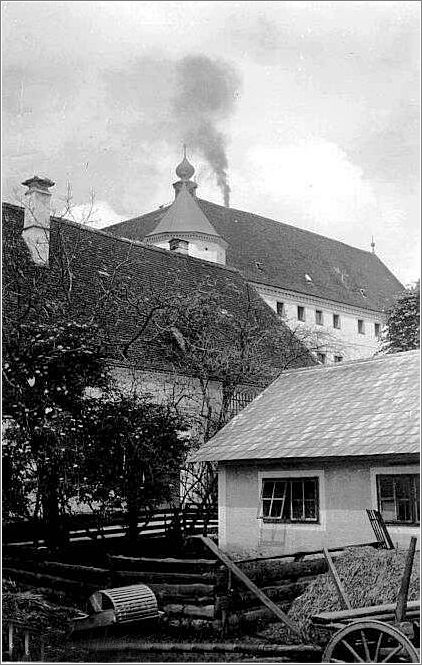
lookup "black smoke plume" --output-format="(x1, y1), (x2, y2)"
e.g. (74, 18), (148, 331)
(173, 55), (241, 207)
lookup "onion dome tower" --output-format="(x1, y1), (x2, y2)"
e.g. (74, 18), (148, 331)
(145, 148), (228, 265)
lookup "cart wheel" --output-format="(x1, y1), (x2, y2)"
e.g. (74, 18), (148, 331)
(322, 620), (419, 663)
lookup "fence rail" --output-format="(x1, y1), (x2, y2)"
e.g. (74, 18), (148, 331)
(3, 508), (218, 546)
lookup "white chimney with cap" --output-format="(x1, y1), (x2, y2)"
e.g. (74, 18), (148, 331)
(21, 176), (55, 265)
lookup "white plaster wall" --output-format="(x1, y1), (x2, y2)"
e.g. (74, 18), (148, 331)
(257, 288), (383, 361)
(150, 238), (226, 264)
(218, 459), (419, 557)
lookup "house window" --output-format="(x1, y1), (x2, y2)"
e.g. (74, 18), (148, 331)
(315, 310), (323, 325)
(374, 323), (381, 338)
(261, 478), (319, 522)
(276, 301), (285, 317)
(377, 474), (420, 524)
(334, 355), (343, 363)
(297, 306), (305, 322)
(317, 353), (326, 364)
(358, 319), (365, 334)
(333, 313), (340, 329)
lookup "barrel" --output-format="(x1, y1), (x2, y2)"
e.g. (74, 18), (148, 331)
(89, 584), (159, 624)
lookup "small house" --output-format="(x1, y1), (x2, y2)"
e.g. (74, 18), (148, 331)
(190, 350), (420, 557)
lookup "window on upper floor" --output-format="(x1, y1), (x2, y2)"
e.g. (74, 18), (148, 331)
(334, 355), (343, 363)
(276, 301), (286, 317)
(374, 322), (381, 338)
(358, 319), (365, 335)
(297, 306), (305, 322)
(377, 474), (420, 525)
(333, 313), (340, 329)
(260, 477), (319, 522)
(315, 310), (323, 325)
(317, 352), (326, 364)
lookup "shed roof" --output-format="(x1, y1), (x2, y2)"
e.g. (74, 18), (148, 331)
(189, 350), (420, 462)
(107, 198), (404, 313)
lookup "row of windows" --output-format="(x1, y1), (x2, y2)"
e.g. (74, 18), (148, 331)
(276, 301), (381, 337)
(260, 474), (420, 525)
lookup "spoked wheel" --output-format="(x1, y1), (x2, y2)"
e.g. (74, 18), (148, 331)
(322, 620), (419, 663)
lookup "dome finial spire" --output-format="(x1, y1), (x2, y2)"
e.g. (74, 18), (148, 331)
(176, 146), (195, 181)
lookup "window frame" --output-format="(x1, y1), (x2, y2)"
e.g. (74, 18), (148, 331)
(376, 473), (419, 526)
(297, 305), (306, 322)
(259, 477), (320, 524)
(276, 301), (286, 317)
(333, 313), (341, 329)
(315, 309), (324, 326)
(358, 319), (365, 335)
(317, 352), (326, 364)
(374, 322), (381, 338)
(370, 465), (420, 531)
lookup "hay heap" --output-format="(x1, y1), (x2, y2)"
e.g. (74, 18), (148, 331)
(2, 579), (87, 662)
(263, 546), (420, 645)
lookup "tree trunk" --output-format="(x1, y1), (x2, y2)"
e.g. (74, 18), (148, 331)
(41, 477), (68, 551)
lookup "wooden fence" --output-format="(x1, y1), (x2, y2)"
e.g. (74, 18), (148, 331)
(3, 507), (218, 546)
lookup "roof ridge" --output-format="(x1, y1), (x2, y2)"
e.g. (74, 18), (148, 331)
(269, 348), (420, 380)
(197, 198), (378, 258)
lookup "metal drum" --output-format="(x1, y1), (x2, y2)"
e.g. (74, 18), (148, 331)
(89, 584), (159, 625)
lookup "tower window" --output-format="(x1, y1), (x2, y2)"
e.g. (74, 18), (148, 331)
(276, 301), (285, 317)
(374, 323), (381, 338)
(317, 353), (326, 364)
(297, 306), (305, 322)
(358, 319), (365, 335)
(333, 314), (340, 329)
(315, 310), (323, 325)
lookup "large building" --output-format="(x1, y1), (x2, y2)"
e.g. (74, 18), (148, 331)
(108, 155), (404, 362)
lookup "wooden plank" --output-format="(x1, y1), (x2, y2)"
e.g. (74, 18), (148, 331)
(312, 600), (420, 624)
(322, 547), (351, 610)
(395, 536), (417, 623)
(80, 640), (321, 656)
(195, 535), (303, 638)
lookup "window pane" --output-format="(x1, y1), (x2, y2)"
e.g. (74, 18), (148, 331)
(380, 500), (396, 521)
(262, 500), (272, 517)
(270, 500), (285, 518)
(262, 481), (274, 498)
(378, 475), (394, 499)
(394, 475), (411, 497)
(396, 499), (412, 522)
(273, 481), (287, 498)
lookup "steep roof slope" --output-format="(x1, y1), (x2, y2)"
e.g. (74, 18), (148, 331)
(107, 198), (404, 313)
(147, 185), (220, 238)
(2, 202), (312, 375)
(190, 349), (420, 462)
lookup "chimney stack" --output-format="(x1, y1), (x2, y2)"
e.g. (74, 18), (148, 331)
(21, 176), (55, 265)
(169, 238), (189, 255)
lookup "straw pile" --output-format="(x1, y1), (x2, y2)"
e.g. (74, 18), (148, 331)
(2, 578), (87, 662)
(262, 546), (420, 645)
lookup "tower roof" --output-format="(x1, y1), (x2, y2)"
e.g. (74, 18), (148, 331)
(147, 183), (221, 238)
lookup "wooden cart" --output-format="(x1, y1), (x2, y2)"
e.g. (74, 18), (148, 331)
(311, 600), (420, 663)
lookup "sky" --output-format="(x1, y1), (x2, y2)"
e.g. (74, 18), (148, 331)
(2, 1), (420, 285)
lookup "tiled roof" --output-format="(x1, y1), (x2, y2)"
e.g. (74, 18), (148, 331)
(146, 185), (220, 238)
(189, 350), (420, 462)
(2, 202), (312, 375)
(107, 198), (404, 313)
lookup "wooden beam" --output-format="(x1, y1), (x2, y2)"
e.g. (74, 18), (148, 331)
(312, 600), (420, 624)
(395, 536), (417, 624)
(322, 547), (351, 610)
(194, 536), (303, 638)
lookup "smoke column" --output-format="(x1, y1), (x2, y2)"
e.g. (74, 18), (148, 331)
(173, 55), (241, 207)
